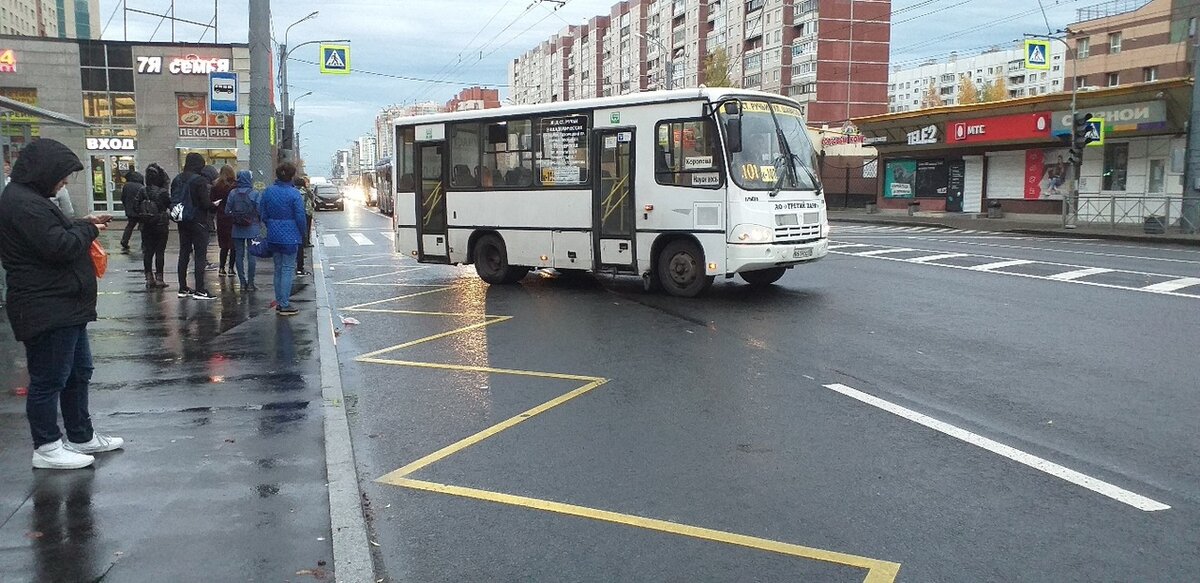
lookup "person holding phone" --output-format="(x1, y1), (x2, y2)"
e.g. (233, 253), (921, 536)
(0, 138), (123, 470)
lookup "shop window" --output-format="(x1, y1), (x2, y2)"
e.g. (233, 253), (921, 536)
(79, 44), (106, 67)
(81, 68), (107, 91)
(655, 119), (722, 189)
(108, 69), (135, 92)
(1102, 143), (1128, 191)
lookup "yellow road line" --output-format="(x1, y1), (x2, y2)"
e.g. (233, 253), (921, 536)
(387, 478), (901, 583)
(340, 266), (430, 284)
(378, 379), (606, 481)
(346, 272), (900, 578)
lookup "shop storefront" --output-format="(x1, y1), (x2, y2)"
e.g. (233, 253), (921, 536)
(853, 79), (1191, 217)
(0, 36), (250, 214)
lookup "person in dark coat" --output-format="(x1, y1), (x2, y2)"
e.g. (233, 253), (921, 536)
(119, 169), (144, 253)
(171, 153), (219, 300)
(140, 163), (173, 288)
(211, 165), (237, 277)
(0, 139), (124, 470)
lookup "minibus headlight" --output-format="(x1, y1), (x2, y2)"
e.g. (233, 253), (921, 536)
(732, 224), (772, 243)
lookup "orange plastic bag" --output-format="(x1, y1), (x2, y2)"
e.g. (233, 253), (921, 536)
(90, 240), (108, 278)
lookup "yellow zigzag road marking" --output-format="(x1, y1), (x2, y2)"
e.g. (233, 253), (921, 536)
(346, 284), (900, 581)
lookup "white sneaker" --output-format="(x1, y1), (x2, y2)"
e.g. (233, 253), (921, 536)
(64, 433), (125, 454)
(32, 439), (95, 470)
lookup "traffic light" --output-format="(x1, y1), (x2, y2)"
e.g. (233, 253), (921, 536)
(1068, 112), (1095, 166)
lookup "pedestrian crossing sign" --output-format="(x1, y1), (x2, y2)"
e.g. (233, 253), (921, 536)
(320, 44), (350, 75)
(1085, 119), (1105, 147)
(1024, 40), (1050, 70)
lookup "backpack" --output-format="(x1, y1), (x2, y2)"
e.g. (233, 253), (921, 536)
(227, 188), (257, 227)
(132, 186), (160, 221)
(169, 174), (201, 223)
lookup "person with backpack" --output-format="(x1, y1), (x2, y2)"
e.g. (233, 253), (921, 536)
(225, 170), (260, 290)
(137, 163), (172, 289)
(294, 176), (315, 277)
(211, 165), (237, 277)
(119, 169), (143, 253)
(170, 153), (218, 300)
(259, 162), (306, 316)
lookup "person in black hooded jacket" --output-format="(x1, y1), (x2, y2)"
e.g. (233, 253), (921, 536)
(0, 138), (124, 470)
(171, 153), (218, 300)
(140, 163), (172, 288)
(119, 169), (144, 253)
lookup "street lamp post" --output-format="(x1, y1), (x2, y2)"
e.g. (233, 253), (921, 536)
(291, 91), (313, 117)
(635, 32), (673, 90)
(279, 11), (318, 160)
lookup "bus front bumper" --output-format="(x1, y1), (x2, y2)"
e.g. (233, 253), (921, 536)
(727, 239), (829, 273)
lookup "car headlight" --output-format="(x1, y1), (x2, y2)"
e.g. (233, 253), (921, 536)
(732, 224), (773, 243)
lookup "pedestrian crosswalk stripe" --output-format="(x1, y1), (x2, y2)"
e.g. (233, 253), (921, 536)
(855, 247), (916, 257)
(909, 253), (968, 263)
(323, 234), (341, 247)
(380, 231), (393, 240)
(1049, 267), (1113, 281)
(1141, 277), (1200, 292)
(827, 243), (869, 250)
(969, 259), (1034, 272)
(350, 233), (375, 246)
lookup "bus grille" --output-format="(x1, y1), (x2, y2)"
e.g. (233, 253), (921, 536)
(775, 224), (821, 240)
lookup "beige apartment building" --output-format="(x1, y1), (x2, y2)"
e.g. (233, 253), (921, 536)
(508, 0), (891, 126)
(1066, 0), (1198, 90)
(0, 0), (99, 38)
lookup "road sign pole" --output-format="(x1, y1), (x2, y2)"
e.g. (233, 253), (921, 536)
(1182, 39), (1200, 233)
(248, 0), (272, 189)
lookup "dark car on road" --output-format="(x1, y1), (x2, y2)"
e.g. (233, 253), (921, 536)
(314, 183), (344, 211)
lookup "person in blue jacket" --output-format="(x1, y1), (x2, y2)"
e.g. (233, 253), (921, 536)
(225, 170), (261, 290)
(257, 162), (306, 315)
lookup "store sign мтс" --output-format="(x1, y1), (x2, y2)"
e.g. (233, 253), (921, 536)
(948, 112), (1051, 144)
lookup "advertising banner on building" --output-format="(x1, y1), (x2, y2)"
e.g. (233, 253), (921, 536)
(177, 94), (235, 139)
(1051, 101), (1167, 135)
(884, 159), (917, 198)
(0, 87), (39, 137)
(948, 112), (1051, 144)
(1023, 148), (1070, 199)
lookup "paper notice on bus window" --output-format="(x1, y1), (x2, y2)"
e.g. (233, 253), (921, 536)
(691, 173), (720, 186)
(604, 136), (618, 149)
(684, 156), (713, 169)
(617, 132), (632, 143)
(553, 166), (581, 183)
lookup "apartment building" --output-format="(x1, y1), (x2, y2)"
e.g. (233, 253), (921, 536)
(888, 44), (1067, 113)
(0, 0), (99, 38)
(374, 101), (442, 160)
(507, 0), (891, 125)
(331, 149), (350, 181)
(445, 86), (501, 112)
(1066, 0), (1198, 90)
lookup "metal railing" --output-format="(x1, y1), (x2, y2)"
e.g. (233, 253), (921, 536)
(1065, 195), (1199, 233)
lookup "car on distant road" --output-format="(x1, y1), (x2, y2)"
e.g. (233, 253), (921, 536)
(313, 183), (344, 211)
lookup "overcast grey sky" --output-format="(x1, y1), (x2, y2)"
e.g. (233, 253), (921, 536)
(100, 0), (1085, 175)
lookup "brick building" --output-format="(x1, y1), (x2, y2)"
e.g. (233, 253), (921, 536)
(1066, 0), (1198, 91)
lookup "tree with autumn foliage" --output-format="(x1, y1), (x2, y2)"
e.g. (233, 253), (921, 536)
(921, 83), (945, 108)
(957, 75), (981, 104)
(703, 48), (734, 88)
(981, 75), (1009, 102)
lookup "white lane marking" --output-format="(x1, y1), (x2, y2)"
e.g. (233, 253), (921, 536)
(830, 246), (1200, 299)
(1049, 267), (1114, 281)
(323, 234), (341, 247)
(349, 233), (375, 246)
(969, 259), (1034, 272)
(908, 253), (968, 263)
(380, 231), (394, 240)
(821, 383), (1170, 512)
(855, 247), (916, 257)
(1142, 277), (1200, 292)
(919, 237), (1200, 266)
(827, 243), (869, 250)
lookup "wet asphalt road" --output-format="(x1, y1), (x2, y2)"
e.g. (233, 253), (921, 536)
(320, 205), (1199, 582)
(0, 228), (331, 582)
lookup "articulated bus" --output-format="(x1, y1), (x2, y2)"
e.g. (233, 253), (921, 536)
(389, 88), (829, 297)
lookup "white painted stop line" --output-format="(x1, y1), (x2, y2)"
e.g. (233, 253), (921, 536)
(822, 383), (1170, 512)
(1142, 277), (1200, 292)
(322, 234), (341, 247)
(349, 233), (375, 246)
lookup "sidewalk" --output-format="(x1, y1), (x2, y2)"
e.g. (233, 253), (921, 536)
(0, 228), (335, 582)
(829, 209), (1200, 246)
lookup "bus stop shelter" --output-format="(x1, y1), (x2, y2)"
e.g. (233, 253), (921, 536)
(0, 95), (89, 191)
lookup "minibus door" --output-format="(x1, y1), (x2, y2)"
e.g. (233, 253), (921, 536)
(414, 141), (449, 263)
(593, 128), (636, 271)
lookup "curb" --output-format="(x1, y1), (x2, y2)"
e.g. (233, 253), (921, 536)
(1006, 228), (1200, 247)
(828, 216), (957, 229)
(313, 235), (376, 582)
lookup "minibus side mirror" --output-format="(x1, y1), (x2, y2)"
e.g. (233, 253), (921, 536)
(726, 117), (743, 153)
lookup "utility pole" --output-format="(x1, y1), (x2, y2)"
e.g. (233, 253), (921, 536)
(1182, 40), (1200, 233)
(248, 0), (272, 189)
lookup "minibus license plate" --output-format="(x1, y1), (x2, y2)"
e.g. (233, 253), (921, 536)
(793, 247), (813, 259)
